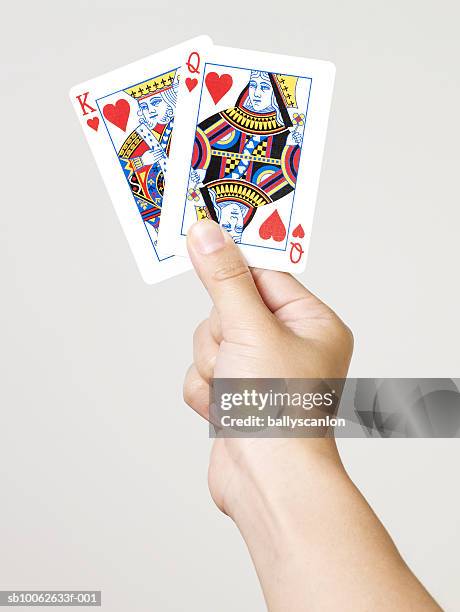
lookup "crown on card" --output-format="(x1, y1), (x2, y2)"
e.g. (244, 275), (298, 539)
(208, 179), (272, 208)
(124, 70), (177, 100)
(273, 74), (298, 108)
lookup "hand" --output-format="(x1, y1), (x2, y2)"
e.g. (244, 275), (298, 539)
(183, 220), (439, 612)
(141, 148), (165, 167)
(184, 219), (353, 515)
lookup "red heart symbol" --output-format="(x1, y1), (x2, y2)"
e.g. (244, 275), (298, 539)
(103, 99), (130, 131)
(205, 72), (233, 104)
(185, 77), (198, 92)
(292, 224), (305, 238)
(259, 210), (286, 242)
(87, 116), (99, 131)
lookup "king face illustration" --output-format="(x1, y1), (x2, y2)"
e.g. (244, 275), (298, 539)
(118, 70), (178, 240)
(189, 70), (304, 243)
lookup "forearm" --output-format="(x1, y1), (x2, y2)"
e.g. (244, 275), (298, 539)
(227, 440), (440, 612)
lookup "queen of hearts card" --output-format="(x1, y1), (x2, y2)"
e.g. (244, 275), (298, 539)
(187, 70), (306, 244)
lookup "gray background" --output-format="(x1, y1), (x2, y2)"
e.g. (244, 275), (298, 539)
(1, 0), (459, 609)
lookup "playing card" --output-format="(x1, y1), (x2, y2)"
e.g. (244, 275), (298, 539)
(158, 45), (335, 273)
(69, 36), (212, 284)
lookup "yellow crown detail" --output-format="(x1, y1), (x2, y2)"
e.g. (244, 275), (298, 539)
(274, 74), (298, 108)
(125, 70), (177, 100)
(208, 179), (272, 208)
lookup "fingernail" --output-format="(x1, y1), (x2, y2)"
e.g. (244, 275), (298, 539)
(189, 220), (226, 255)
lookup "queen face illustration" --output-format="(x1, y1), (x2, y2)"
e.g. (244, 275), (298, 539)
(217, 201), (248, 243)
(138, 94), (170, 129)
(247, 72), (274, 112)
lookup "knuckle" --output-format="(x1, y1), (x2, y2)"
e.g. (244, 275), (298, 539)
(212, 258), (250, 284)
(193, 319), (208, 346)
(344, 325), (354, 352)
(182, 383), (192, 406)
(209, 308), (223, 343)
(198, 353), (216, 381)
(183, 384), (195, 407)
(183, 371), (204, 407)
(337, 321), (354, 355)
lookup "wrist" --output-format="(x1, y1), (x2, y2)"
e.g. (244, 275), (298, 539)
(218, 438), (345, 530)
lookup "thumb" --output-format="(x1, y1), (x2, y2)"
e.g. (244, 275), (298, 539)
(187, 220), (269, 331)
